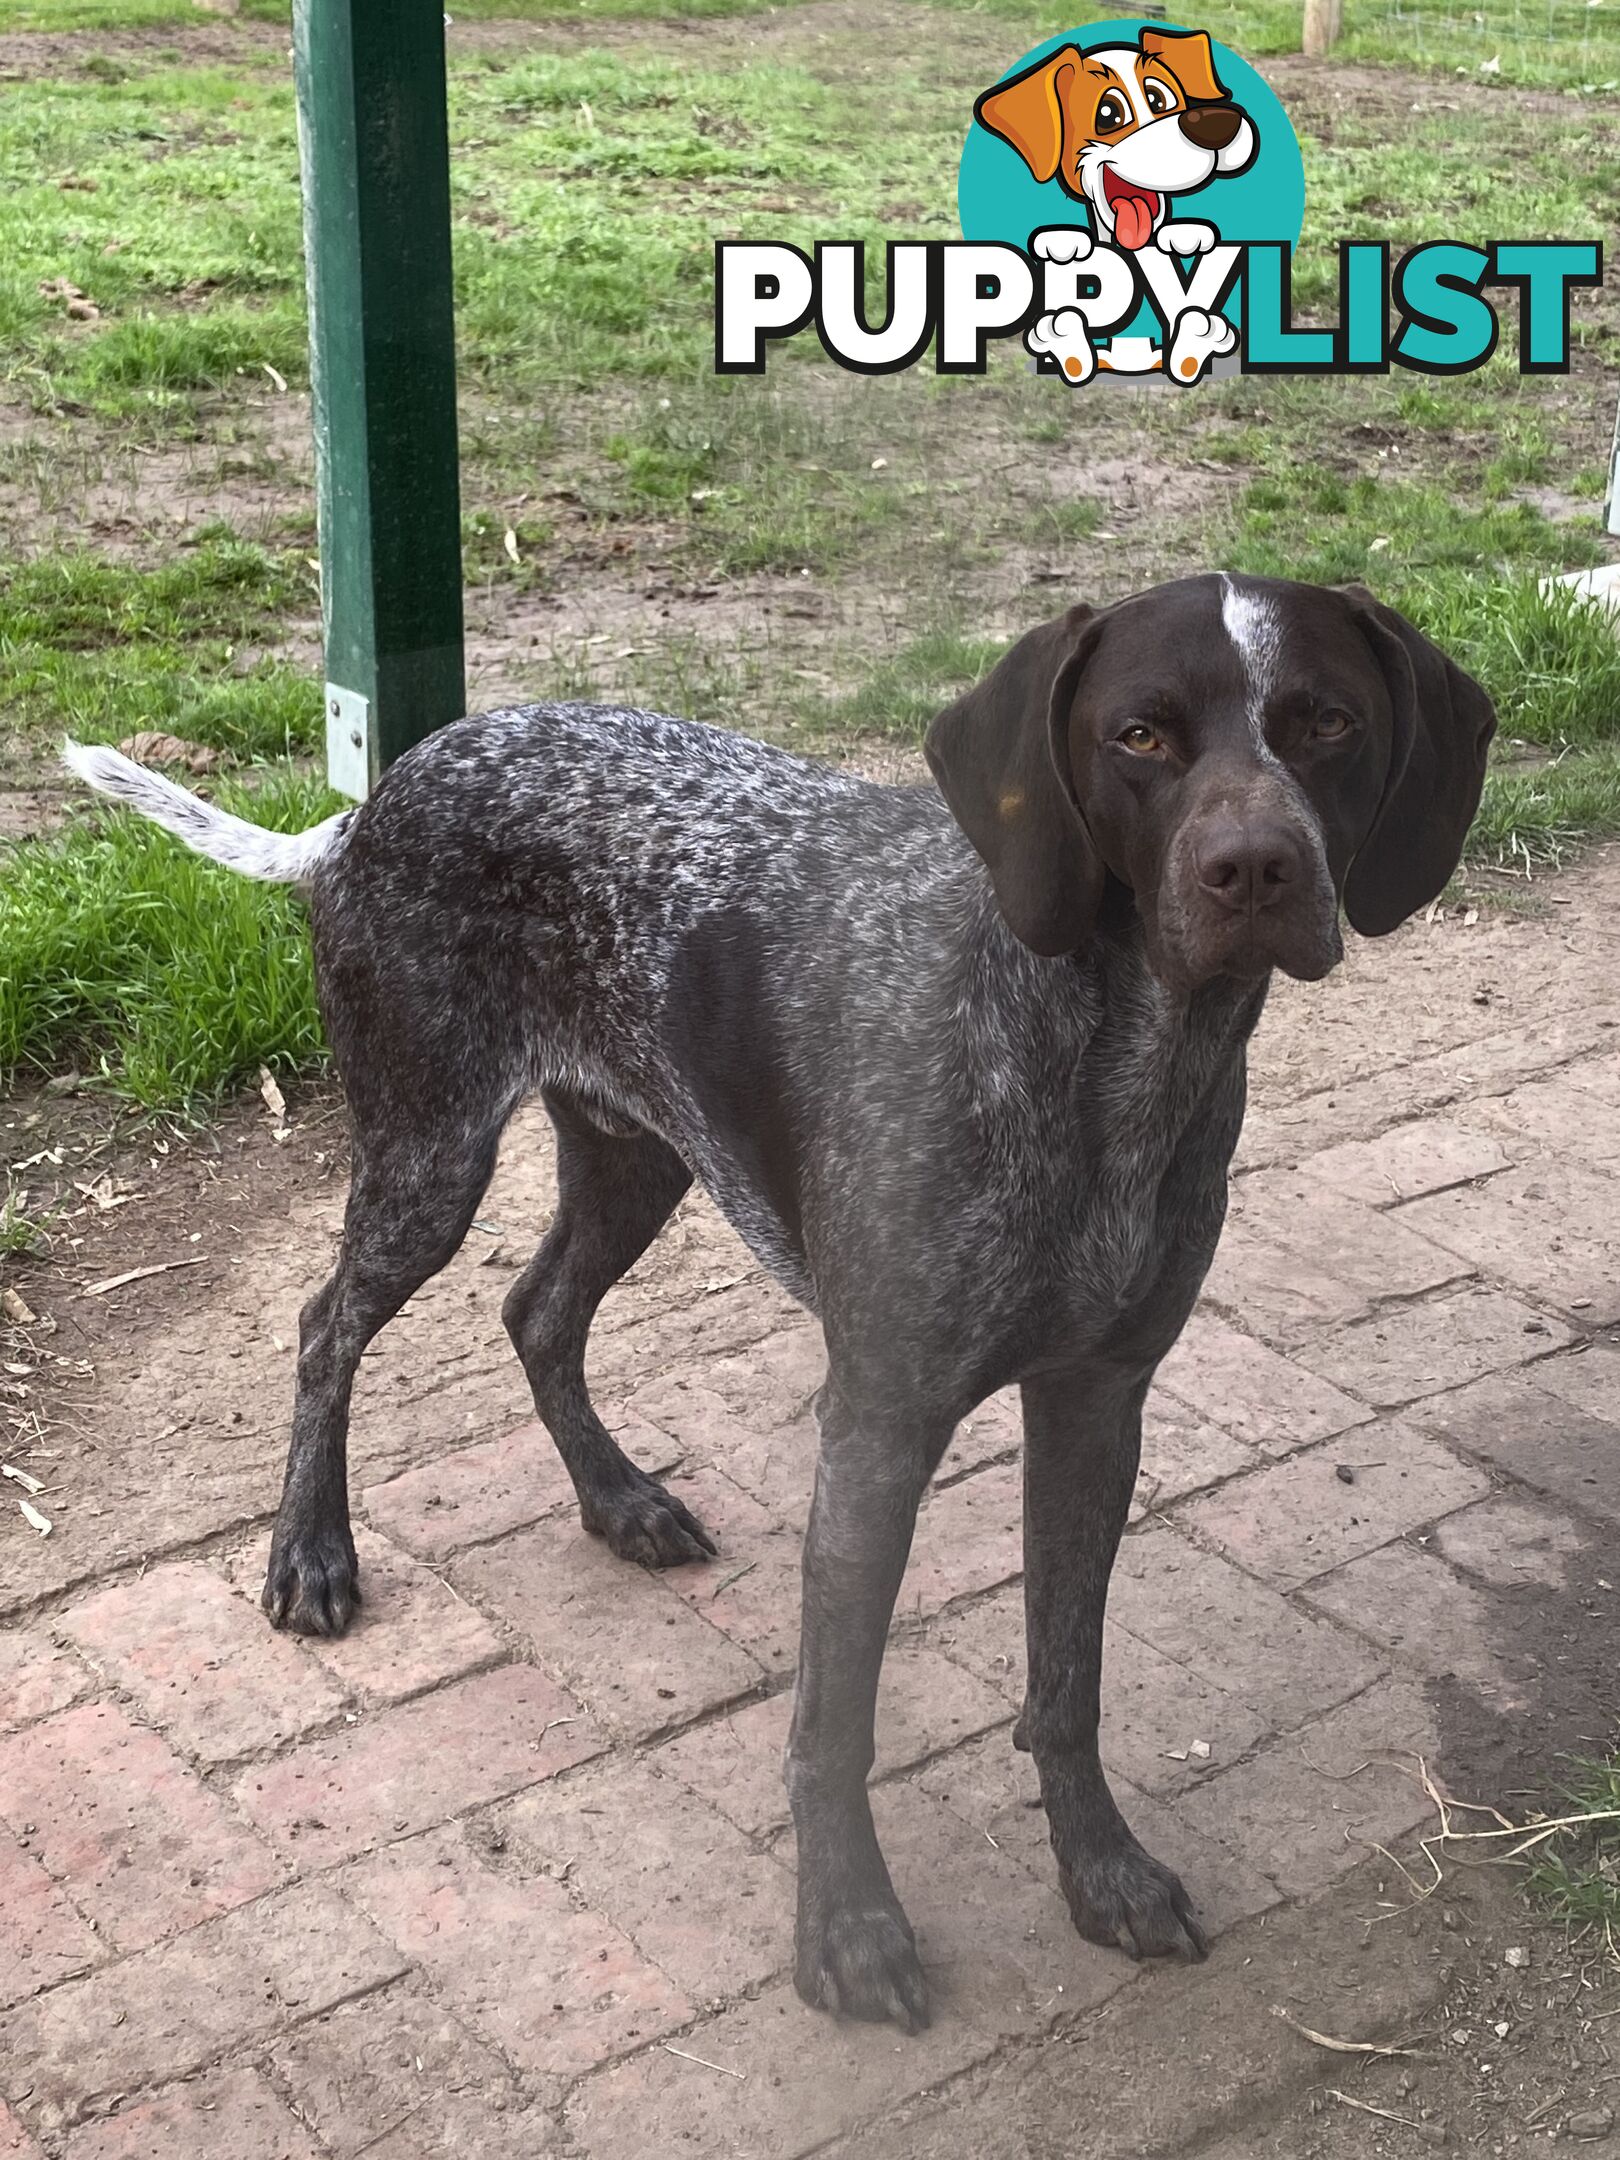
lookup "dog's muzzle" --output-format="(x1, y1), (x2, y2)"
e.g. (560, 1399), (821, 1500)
(1155, 799), (1344, 988)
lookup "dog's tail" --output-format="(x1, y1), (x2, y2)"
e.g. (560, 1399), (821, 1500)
(61, 742), (354, 885)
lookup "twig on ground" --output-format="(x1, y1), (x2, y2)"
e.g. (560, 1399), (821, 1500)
(79, 1257), (207, 1297)
(1327, 2088), (1428, 2133)
(662, 2044), (746, 2080)
(1273, 2006), (1431, 2059)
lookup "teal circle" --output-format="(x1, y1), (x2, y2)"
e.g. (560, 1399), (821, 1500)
(958, 20), (1305, 347)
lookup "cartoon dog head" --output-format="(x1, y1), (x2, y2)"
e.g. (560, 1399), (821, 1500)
(974, 29), (1256, 252)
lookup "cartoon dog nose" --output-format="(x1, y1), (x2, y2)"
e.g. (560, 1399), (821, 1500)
(1195, 819), (1302, 913)
(1179, 104), (1243, 150)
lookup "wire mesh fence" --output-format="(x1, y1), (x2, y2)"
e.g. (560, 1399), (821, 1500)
(1375, 0), (1618, 76)
(1282, 0), (1620, 86)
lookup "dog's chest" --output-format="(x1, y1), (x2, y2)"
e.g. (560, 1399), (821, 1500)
(1030, 998), (1251, 1354)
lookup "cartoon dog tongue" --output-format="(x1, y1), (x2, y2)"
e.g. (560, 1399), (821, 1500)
(1104, 174), (1159, 251)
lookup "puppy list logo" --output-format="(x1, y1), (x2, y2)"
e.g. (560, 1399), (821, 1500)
(962, 24), (1282, 385)
(714, 17), (1600, 385)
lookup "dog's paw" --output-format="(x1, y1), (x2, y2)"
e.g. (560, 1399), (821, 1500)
(1058, 1837), (1208, 1962)
(582, 1471), (717, 1567)
(1032, 224), (1094, 265)
(1026, 308), (1095, 385)
(795, 1894), (930, 2033)
(1157, 220), (1218, 256)
(262, 1520), (361, 1636)
(1166, 306), (1237, 384)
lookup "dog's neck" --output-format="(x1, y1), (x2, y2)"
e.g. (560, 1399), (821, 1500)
(954, 869), (1268, 1136)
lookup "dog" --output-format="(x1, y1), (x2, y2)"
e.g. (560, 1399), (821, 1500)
(65, 573), (1493, 2034)
(976, 29), (1256, 383)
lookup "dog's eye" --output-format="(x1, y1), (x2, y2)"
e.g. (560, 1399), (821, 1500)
(1096, 92), (1130, 131)
(1116, 723), (1162, 755)
(1143, 80), (1173, 113)
(1311, 710), (1353, 741)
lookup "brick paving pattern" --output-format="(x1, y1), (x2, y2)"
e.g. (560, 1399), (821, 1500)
(3, 996), (1619, 2154)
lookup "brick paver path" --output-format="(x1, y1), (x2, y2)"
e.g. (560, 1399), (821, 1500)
(4, 857), (1620, 2156)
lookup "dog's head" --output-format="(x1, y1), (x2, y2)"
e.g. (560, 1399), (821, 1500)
(975, 30), (1256, 250)
(925, 573), (1495, 992)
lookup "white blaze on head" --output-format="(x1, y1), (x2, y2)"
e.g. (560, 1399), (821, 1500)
(1219, 574), (1284, 762)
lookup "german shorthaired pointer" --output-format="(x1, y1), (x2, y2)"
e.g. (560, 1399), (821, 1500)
(66, 571), (1494, 2032)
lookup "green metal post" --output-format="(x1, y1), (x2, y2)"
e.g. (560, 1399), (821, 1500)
(293, 0), (466, 799)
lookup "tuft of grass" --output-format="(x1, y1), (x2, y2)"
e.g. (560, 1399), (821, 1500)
(0, 767), (336, 1108)
(1419, 578), (1620, 755)
(1528, 1754), (1620, 1943)
(0, 537), (308, 647)
(71, 305), (308, 404)
(0, 1184), (57, 1259)
(0, 539), (322, 762)
(798, 626), (1011, 741)
(1413, 577), (1620, 876)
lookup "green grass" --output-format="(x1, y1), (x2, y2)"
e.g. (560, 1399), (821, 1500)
(2, 2), (1617, 1110)
(1345, 574), (1620, 873)
(0, 538), (322, 762)
(0, 1186), (58, 1260)
(797, 625), (1010, 739)
(1529, 1754), (1620, 1947)
(0, 768), (336, 1107)
(0, 61), (306, 416)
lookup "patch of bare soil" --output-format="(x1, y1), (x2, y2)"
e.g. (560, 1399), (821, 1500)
(1229, 1890), (1620, 2158)
(0, 389), (315, 562)
(0, 15), (285, 78)
(1265, 50), (1580, 120)
(0, 787), (66, 841)
(446, 0), (1014, 79)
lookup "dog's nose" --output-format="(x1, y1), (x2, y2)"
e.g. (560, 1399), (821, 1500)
(1179, 104), (1243, 150)
(1194, 818), (1302, 914)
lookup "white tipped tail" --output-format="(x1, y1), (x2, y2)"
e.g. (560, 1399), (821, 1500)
(61, 742), (352, 885)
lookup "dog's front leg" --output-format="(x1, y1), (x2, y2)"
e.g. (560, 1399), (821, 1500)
(1017, 1365), (1208, 1961)
(786, 1379), (948, 2034)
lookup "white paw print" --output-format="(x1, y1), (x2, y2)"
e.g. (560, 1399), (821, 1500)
(1166, 307), (1237, 384)
(1027, 308), (1095, 385)
(1032, 225), (1095, 266)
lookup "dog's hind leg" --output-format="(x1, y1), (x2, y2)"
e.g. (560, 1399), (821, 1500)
(502, 1087), (716, 1567)
(263, 1104), (505, 1636)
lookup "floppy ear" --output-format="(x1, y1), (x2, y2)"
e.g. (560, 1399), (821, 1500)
(1140, 26), (1230, 103)
(924, 606), (1106, 955)
(1338, 585), (1496, 938)
(973, 47), (1082, 186)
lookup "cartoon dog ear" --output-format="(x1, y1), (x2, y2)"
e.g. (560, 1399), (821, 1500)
(973, 46), (1083, 186)
(1140, 26), (1231, 103)
(1337, 585), (1497, 938)
(924, 604), (1107, 955)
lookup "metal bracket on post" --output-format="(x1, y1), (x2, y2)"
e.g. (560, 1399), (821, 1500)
(294, 0), (466, 800)
(324, 684), (374, 802)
